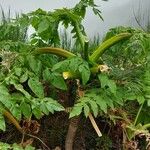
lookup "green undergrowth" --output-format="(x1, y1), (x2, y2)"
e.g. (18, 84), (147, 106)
(0, 0), (150, 149)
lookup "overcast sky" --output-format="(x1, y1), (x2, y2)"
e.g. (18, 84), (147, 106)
(0, 0), (150, 37)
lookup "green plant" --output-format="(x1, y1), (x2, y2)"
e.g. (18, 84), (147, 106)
(0, 0), (150, 149)
(0, 142), (35, 150)
(0, 8), (27, 42)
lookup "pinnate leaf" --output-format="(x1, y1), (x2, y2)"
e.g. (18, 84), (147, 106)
(40, 102), (49, 115)
(79, 64), (90, 85)
(50, 73), (67, 90)
(20, 101), (31, 118)
(89, 100), (98, 117)
(83, 104), (90, 118)
(96, 98), (107, 113)
(11, 105), (21, 120)
(38, 18), (49, 33)
(98, 74), (117, 94)
(33, 107), (42, 119)
(28, 78), (44, 98)
(69, 105), (83, 118)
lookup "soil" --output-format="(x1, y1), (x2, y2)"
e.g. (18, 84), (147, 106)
(0, 112), (148, 150)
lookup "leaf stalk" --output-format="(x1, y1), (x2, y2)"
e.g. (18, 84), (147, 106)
(34, 47), (76, 58)
(89, 33), (132, 62)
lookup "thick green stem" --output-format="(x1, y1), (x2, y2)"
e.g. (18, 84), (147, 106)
(74, 21), (85, 50)
(143, 123), (150, 129)
(89, 33), (132, 62)
(34, 47), (76, 58)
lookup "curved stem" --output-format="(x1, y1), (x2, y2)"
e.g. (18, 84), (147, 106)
(3, 109), (23, 133)
(89, 33), (132, 62)
(142, 123), (150, 129)
(3, 110), (53, 150)
(34, 47), (76, 58)
(134, 103), (144, 126)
